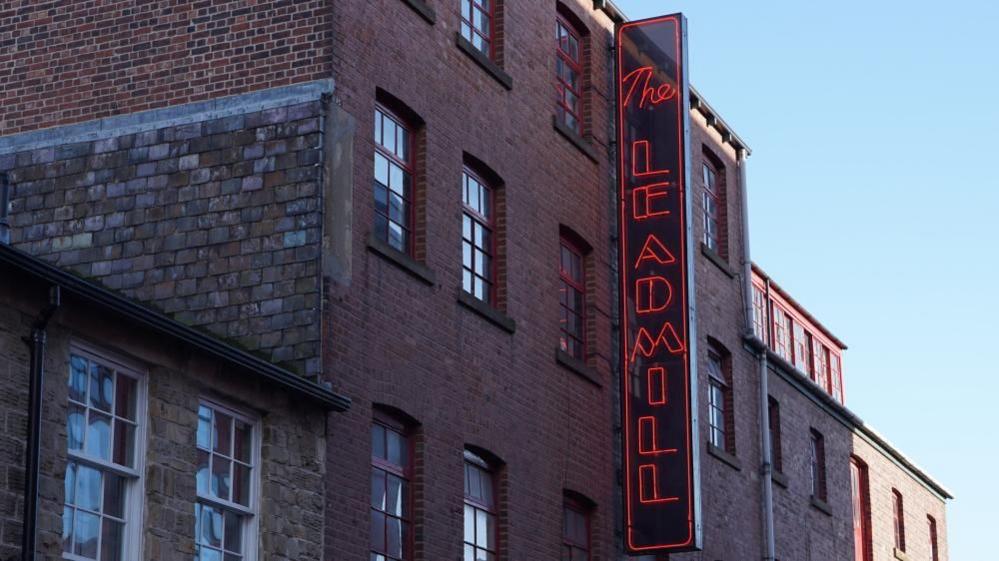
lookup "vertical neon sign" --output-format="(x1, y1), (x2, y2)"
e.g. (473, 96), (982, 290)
(617, 14), (701, 553)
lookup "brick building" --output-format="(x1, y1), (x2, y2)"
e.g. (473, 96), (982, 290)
(0, 1), (949, 561)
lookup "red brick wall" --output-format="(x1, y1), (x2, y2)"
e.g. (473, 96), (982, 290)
(0, 0), (331, 135)
(322, 1), (619, 560)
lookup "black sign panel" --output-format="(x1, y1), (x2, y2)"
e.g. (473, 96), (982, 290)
(616, 14), (701, 553)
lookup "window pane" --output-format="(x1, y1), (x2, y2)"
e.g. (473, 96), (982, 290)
(103, 473), (125, 518)
(197, 406), (212, 450)
(101, 518), (124, 561)
(224, 511), (243, 553)
(386, 516), (402, 557)
(374, 182), (388, 216)
(69, 355), (88, 402)
(213, 412), (232, 456)
(371, 470), (386, 510)
(464, 504), (475, 543)
(374, 153), (389, 187)
(388, 222), (405, 252)
(197, 449), (210, 495)
(200, 503), (224, 548)
(371, 425), (386, 460)
(200, 547), (223, 561)
(389, 192), (406, 226)
(464, 544), (475, 561)
(387, 474), (405, 517)
(114, 375), (137, 421)
(65, 462), (78, 506)
(62, 506), (74, 553)
(233, 422), (252, 464)
(73, 510), (100, 558)
(212, 457), (232, 500)
(232, 464), (251, 507)
(112, 419), (135, 467)
(388, 164), (404, 196)
(67, 404), (85, 451)
(75, 464), (102, 511)
(371, 510), (386, 552)
(89, 363), (114, 413)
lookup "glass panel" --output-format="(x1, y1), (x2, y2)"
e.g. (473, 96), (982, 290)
(65, 462), (78, 506)
(386, 430), (404, 467)
(374, 153), (389, 187)
(476, 547), (490, 561)
(461, 22), (472, 43)
(84, 410), (111, 460)
(464, 544), (475, 561)
(62, 506), (74, 553)
(463, 270), (473, 294)
(197, 406), (213, 450)
(213, 412), (232, 456)
(371, 469), (386, 510)
(370, 510), (386, 551)
(103, 473), (125, 518)
(387, 474), (404, 517)
(67, 404), (85, 451)
(212, 457), (232, 500)
(388, 192), (406, 226)
(461, 0), (471, 20)
(232, 464), (251, 507)
(114, 374), (136, 421)
(224, 511), (243, 553)
(197, 449), (211, 495)
(233, 422), (252, 464)
(572, 548), (587, 561)
(201, 547), (223, 561)
(463, 504), (475, 543)
(73, 510), (100, 558)
(371, 425), (386, 460)
(467, 176), (479, 211)
(374, 111), (383, 145)
(474, 277), (485, 300)
(475, 509), (489, 547)
(89, 362), (114, 413)
(101, 518), (124, 561)
(75, 464), (102, 511)
(386, 516), (402, 557)
(388, 163), (404, 195)
(388, 222), (404, 252)
(382, 118), (396, 155)
(463, 242), (472, 268)
(200, 503), (224, 548)
(112, 419), (134, 467)
(69, 355), (88, 402)
(374, 182), (388, 216)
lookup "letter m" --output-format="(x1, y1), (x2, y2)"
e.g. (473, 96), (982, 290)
(631, 322), (685, 362)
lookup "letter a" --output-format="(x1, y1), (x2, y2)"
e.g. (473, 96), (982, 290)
(634, 235), (676, 268)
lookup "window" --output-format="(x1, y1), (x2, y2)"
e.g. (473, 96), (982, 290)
(460, 0), (493, 57)
(562, 497), (590, 561)
(850, 458), (872, 561)
(464, 450), (498, 561)
(371, 413), (412, 561)
(809, 429), (827, 502)
(462, 169), (495, 304)
(752, 285), (767, 340)
(374, 106), (414, 254)
(64, 350), (144, 561)
(701, 162), (721, 254)
(772, 306), (791, 362)
(768, 397), (783, 473)
(792, 322), (810, 374)
(706, 343), (734, 454)
(559, 238), (586, 359)
(927, 515), (939, 561)
(813, 340), (829, 391)
(195, 402), (258, 561)
(830, 353), (843, 403)
(555, 17), (583, 134)
(892, 489), (906, 552)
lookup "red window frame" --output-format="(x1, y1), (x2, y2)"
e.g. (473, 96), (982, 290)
(772, 305), (791, 361)
(813, 340), (829, 392)
(559, 238), (586, 360)
(792, 321), (810, 374)
(562, 497), (590, 561)
(702, 162), (721, 254)
(460, 0), (495, 59)
(830, 352), (844, 403)
(463, 450), (498, 561)
(892, 489), (906, 552)
(373, 105), (415, 255)
(927, 515), (939, 561)
(371, 413), (413, 561)
(461, 168), (496, 306)
(752, 285), (767, 341)
(810, 429), (827, 502)
(851, 458), (872, 561)
(555, 16), (584, 135)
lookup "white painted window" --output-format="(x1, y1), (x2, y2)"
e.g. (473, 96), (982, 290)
(63, 346), (146, 561)
(195, 401), (260, 561)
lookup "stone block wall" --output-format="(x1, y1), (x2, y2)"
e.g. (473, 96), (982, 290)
(0, 84), (333, 375)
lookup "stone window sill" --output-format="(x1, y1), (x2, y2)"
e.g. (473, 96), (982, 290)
(552, 116), (598, 163)
(893, 547), (910, 561)
(454, 33), (513, 90)
(810, 495), (832, 516)
(398, 0), (435, 24)
(457, 290), (516, 333)
(367, 234), (436, 286)
(701, 242), (735, 278)
(772, 470), (789, 489)
(555, 348), (601, 387)
(707, 443), (741, 471)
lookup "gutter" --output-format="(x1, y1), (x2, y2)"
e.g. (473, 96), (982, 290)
(0, 243), (351, 412)
(20, 286), (61, 561)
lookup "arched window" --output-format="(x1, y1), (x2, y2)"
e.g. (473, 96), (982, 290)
(371, 407), (417, 561)
(706, 339), (735, 454)
(555, 11), (586, 134)
(463, 448), (499, 561)
(373, 90), (425, 257)
(462, 156), (504, 307)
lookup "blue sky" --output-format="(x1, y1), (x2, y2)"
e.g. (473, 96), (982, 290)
(617, 1), (998, 558)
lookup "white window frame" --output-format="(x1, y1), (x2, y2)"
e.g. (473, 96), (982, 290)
(195, 398), (262, 561)
(64, 342), (148, 561)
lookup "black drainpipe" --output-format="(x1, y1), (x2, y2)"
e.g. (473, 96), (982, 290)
(19, 284), (62, 560)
